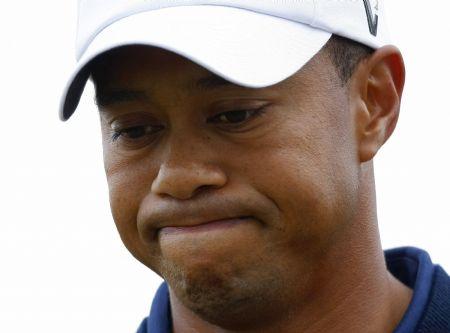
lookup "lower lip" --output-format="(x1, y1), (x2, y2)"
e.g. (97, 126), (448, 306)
(158, 218), (250, 235)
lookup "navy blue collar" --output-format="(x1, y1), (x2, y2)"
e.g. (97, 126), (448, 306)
(387, 247), (435, 333)
(144, 281), (172, 333)
(138, 247), (436, 333)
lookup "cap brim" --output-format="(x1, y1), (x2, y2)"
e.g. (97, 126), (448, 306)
(60, 5), (332, 121)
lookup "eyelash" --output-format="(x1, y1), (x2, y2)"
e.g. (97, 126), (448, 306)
(111, 125), (162, 142)
(110, 106), (268, 142)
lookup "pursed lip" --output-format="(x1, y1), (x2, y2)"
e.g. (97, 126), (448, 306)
(136, 195), (267, 241)
(156, 216), (252, 234)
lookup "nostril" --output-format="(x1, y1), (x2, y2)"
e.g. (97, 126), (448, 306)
(197, 185), (212, 192)
(193, 184), (219, 196)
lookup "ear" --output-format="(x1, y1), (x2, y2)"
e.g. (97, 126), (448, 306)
(349, 45), (405, 163)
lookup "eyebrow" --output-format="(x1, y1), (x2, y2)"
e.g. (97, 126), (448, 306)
(189, 74), (238, 91)
(95, 74), (241, 108)
(95, 89), (148, 107)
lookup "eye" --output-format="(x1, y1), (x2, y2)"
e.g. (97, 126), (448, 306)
(208, 107), (267, 125)
(111, 125), (163, 142)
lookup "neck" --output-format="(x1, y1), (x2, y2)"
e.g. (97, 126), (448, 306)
(170, 162), (413, 333)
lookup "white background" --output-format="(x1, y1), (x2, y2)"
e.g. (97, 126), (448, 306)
(0, 1), (449, 332)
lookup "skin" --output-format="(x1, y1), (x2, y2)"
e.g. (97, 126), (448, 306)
(92, 43), (412, 332)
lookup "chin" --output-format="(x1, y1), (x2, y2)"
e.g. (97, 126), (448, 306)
(165, 259), (286, 330)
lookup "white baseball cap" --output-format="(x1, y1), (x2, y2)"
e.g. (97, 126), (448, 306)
(60, 0), (389, 121)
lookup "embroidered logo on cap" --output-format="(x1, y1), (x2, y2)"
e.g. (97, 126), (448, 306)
(363, 0), (379, 36)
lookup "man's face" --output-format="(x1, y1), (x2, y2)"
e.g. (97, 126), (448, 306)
(93, 46), (361, 323)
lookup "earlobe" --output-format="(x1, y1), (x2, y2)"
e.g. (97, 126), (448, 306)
(352, 46), (405, 163)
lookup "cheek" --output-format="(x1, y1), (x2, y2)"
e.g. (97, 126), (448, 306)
(104, 150), (160, 267)
(241, 108), (359, 249)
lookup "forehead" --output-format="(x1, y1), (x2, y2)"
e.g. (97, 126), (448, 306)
(90, 46), (278, 108)
(91, 46), (214, 85)
(92, 49), (255, 108)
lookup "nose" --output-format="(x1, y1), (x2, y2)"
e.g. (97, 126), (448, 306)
(151, 139), (227, 200)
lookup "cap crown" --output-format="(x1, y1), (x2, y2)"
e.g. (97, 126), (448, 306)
(76, 0), (389, 60)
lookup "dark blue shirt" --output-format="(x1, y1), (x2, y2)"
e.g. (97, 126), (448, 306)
(137, 247), (450, 333)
